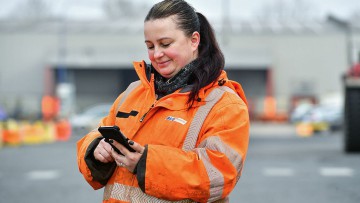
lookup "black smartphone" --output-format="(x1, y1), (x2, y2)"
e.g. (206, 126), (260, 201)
(98, 125), (135, 155)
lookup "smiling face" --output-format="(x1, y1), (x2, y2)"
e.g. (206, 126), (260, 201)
(144, 16), (200, 79)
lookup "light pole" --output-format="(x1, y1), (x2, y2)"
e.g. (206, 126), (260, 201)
(221, 0), (230, 45)
(56, 3), (75, 118)
(327, 14), (353, 68)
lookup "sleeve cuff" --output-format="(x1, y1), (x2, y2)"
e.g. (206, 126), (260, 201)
(136, 145), (148, 192)
(85, 137), (116, 185)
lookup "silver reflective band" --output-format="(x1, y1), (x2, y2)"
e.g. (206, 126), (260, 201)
(116, 80), (141, 113)
(195, 148), (224, 202)
(104, 183), (229, 202)
(182, 86), (240, 202)
(103, 183), (194, 202)
(199, 136), (244, 183)
(182, 86), (237, 151)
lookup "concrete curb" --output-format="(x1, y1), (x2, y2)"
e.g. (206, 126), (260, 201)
(250, 122), (297, 138)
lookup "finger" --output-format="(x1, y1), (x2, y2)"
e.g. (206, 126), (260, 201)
(98, 147), (114, 162)
(96, 149), (112, 163)
(111, 148), (126, 166)
(100, 139), (113, 154)
(96, 140), (115, 162)
(111, 147), (125, 160)
(109, 139), (128, 156)
(103, 150), (115, 162)
(128, 140), (145, 154)
(99, 153), (112, 163)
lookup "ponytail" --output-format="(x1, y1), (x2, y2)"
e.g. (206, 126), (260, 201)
(187, 12), (224, 106)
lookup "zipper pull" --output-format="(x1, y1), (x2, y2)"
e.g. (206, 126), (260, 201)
(140, 112), (148, 122)
(140, 104), (155, 122)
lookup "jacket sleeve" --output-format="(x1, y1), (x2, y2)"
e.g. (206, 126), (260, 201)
(76, 99), (120, 189)
(136, 99), (250, 202)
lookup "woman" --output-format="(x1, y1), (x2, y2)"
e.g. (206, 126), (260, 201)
(77, 0), (250, 202)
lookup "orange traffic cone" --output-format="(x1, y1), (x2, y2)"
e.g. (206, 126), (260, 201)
(2, 119), (21, 146)
(56, 119), (71, 141)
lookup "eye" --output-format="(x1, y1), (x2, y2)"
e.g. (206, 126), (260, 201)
(161, 43), (171, 48)
(145, 42), (154, 50)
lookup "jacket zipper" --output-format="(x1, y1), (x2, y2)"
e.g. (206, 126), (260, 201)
(140, 104), (154, 122)
(140, 73), (156, 123)
(139, 90), (187, 122)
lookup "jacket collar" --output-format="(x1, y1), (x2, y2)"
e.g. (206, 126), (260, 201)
(132, 61), (248, 109)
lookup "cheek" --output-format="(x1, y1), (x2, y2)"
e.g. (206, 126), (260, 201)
(163, 49), (180, 61)
(169, 51), (188, 66)
(148, 50), (155, 61)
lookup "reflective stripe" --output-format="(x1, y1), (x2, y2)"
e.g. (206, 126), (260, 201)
(104, 183), (229, 202)
(198, 136), (244, 183)
(104, 183), (194, 203)
(213, 196), (229, 203)
(116, 80), (141, 113)
(182, 86), (239, 202)
(182, 86), (237, 151)
(195, 148), (224, 202)
(103, 184), (113, 200)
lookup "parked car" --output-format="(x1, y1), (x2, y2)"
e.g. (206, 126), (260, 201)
(290, 103), (314, 123)
(70, 103), (112, 136)
(302, 104), (344, 132)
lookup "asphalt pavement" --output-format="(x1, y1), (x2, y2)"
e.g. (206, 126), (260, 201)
(0, 122), (359, 203)
(231, 122), (360, 203)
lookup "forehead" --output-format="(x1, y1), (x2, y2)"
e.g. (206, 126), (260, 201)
(144, 16), (183, 39)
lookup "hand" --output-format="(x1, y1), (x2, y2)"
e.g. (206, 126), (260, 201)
(110, 139), (145, 173)
(93, 139), (115, 163)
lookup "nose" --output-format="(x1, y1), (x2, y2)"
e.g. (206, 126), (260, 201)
(153, 47), (164, 59)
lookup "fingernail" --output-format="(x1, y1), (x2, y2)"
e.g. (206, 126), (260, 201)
(109, 139), (114, 143)
(129, 140), (134, 145)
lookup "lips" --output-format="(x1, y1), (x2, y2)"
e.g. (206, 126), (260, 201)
(157, 60), (171, 68)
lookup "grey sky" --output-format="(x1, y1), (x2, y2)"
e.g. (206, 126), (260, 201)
(0, 0), (359, 20)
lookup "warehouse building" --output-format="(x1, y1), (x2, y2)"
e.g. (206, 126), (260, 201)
(0, 18), (359, 120)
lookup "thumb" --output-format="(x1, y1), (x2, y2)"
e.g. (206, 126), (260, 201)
(128, 140), (145, 154)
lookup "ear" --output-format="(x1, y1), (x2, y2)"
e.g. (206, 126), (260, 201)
(190, 31), (200, 50)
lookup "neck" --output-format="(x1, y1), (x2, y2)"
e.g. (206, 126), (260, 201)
(154, 58), (200, 98)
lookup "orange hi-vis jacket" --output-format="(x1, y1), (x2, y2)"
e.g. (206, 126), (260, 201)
(77, 61), (250, 203)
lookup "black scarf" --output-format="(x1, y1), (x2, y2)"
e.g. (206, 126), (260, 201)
(154, 59), (200, 98)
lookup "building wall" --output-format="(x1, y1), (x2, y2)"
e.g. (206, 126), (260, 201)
(0, 33), (58, 118)
(0, 23), (358, 119)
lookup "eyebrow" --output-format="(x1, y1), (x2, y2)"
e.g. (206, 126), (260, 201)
(144, 37), (172, 43)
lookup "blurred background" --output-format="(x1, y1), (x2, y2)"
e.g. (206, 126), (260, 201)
(0, 0), (360, 202)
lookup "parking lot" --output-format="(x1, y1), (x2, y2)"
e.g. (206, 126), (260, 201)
(1, 122), (359, 203)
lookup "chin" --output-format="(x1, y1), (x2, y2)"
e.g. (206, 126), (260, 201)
(160, 73), (173, 79)
(158, 69), (176, 78)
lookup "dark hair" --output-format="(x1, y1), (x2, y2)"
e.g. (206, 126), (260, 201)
(145, 0), (225, 106)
